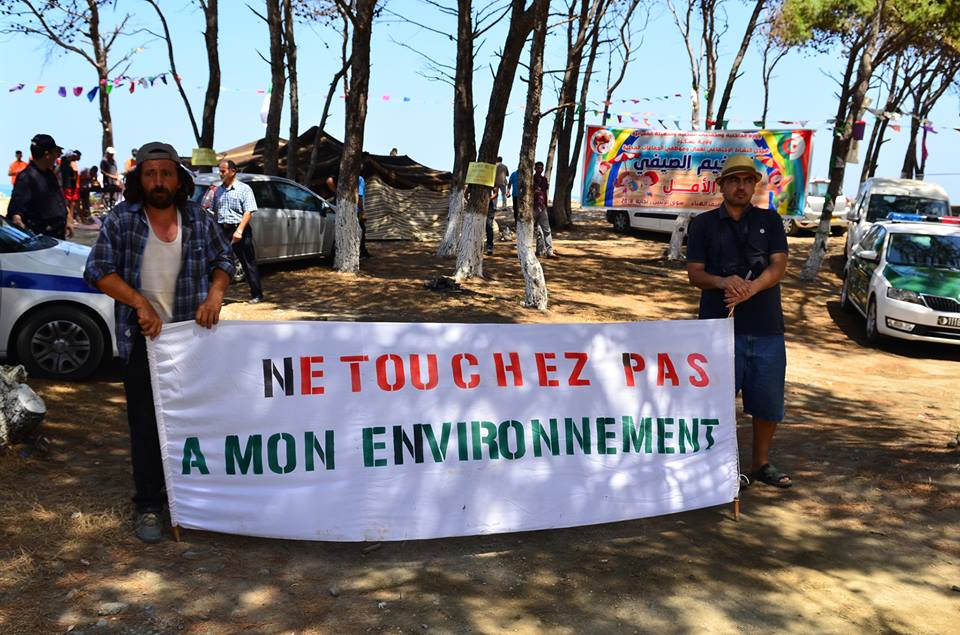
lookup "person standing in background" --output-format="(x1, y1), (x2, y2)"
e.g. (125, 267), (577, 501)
(494, 157), (509, 209)
(8, 150), (28, 185)
(8, 134), (73, 239)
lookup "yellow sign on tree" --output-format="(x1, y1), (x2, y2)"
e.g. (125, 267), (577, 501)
(191, 147), (219, 167)
(465, 162), (497, 187)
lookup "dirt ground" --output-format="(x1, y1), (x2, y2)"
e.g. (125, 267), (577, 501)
(2, 209), (958, 634)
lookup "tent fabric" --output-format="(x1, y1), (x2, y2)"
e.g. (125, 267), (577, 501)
(364, 177), (450, 241)
(218, 127), (452, 193)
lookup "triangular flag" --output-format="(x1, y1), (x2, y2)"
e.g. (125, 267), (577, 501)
(73, 86), (83, 96)
(105, 84), (113, 95)
(382, 95), (390, 100)
(9, 83), (25, 92)
(160, 74), (168, 85)
(58, 86), (67, 97)
(753, 120), (763, 127)
(403, 97), (410, 102)
(138, 78), (148, 88)
(617, 114), (622, 123)
(890, 124), (901, 132)
(673, 120), (681, 129)
(86, 86), (99, 102)
(35, 85), (46, 93)
(129, 81), (135, 93)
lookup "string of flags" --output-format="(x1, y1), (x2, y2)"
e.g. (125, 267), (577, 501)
(7, 76), (957, 135)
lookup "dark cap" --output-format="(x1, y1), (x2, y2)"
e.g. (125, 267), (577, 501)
(136, 141), (182, 167)
(31, 134), (63, 153)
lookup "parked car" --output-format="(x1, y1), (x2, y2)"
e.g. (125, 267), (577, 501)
(0, 217), (116, 379)
(841, 218), (960, 345)
(193, 173), (337, 266)
(844, 177), (951, 260)
(783, 178), (849, 236)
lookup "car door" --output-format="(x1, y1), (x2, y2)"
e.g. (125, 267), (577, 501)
(849, 226), (885, 309)
(246, 180), (285, 261)
(273, 182), (325, 258)
(847, 225), (880, 309)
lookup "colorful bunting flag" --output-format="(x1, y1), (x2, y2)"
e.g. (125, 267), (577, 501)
(58, 86), (67, 97)
(73, 86), (83, 96)
(34, 85), (46, 93)
(86, 86), (98, 102)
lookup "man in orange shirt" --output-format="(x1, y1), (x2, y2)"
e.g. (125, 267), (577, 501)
(8, 150), (27, 184)
(123, 148), (137, 174)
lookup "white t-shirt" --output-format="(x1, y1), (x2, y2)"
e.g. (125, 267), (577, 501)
(140, 212), (183, 323)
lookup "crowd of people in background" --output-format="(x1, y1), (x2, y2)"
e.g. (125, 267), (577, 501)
(7, 137), (139, 233)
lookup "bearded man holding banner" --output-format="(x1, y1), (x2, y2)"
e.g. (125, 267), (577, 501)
(84, 142), (235, 543)
(685, 154), (792, 489)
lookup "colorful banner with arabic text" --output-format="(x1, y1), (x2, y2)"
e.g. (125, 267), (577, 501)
(581, 127), (814, 216)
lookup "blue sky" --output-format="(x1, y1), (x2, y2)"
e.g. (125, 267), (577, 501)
(2, 1), (958, 201)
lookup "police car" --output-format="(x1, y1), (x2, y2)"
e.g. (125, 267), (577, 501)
(841, 213), (960, 345)
(0, 216), (116, 380)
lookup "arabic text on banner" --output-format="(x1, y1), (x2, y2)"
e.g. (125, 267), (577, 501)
(148, 319), (739, 542)
(580, 127), (814, 216)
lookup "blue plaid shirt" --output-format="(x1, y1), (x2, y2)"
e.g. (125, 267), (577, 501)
(83, 199), (235, 360)
(213, 179), (258, 224)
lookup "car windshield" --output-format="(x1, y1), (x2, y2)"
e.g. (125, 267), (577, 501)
(866, 195), (949, 221)
(0, 216), (57, 253)
(808, 182), (829, 198)
(886, 233), (960, 269)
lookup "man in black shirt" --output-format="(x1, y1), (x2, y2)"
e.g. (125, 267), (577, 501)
(8, 134), (73, 239)
(686, 154), (792, 488)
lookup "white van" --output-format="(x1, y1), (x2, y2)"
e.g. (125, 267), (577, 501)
(844, 178), (951, 259)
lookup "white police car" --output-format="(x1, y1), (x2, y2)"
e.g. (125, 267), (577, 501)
(0, 216), (116, 379)
(841, 213), (960, 345)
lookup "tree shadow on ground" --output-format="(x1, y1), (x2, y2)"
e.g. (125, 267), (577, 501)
(2, 218), (957, 633)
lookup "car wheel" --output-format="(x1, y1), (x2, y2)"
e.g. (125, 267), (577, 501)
(15, 306), (105, 380)
(232, 260), (246, 283)
(840, 277), (854, 312)
(612, 211), (629, 233)
(782, 217), (799, 236)
(865, 297), (883, 344)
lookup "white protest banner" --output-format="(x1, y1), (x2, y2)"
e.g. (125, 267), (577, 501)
(148, 319), (739, 542)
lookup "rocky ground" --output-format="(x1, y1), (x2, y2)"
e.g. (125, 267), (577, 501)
(1, 210), (958, 634)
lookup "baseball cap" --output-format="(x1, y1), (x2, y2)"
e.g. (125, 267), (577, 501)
(31, 134), (63, 153)
(135, 141), (183, 166)
(717, 154), (762, 183)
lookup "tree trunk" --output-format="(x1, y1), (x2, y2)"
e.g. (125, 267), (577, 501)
(437, 0), (478, 258)
(305, 66), (348, 186)
(714, 0), (765, 129)
(516, 0), (550, 310)
(900, 116), (920, 178)
(454, 0), (535, 281)
(200, 0), (220, 152)
(263, 0), (286, 176)
(551, 0), (606, 229)
(701, 0), (717, 126)
(667, 213), (690, 260)
(543, 107), (562, 186)
(0, 365), (47, 448)
(800, 2), (884, 282)
(437, 186), (465, 258)
(87, 5), (114, 154)
(283, 0), (299, 181)
(147, 0), (201, 146)
(334, 0), (377, 273)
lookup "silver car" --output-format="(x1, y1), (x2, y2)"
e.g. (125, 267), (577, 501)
(192, 173), (337, 263)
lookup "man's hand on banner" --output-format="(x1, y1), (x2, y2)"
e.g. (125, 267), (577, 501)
(135, 300), (163, 339)
(195, 294), (223, 329)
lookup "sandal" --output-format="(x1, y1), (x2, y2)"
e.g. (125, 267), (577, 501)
(749, 463), (792, 489)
